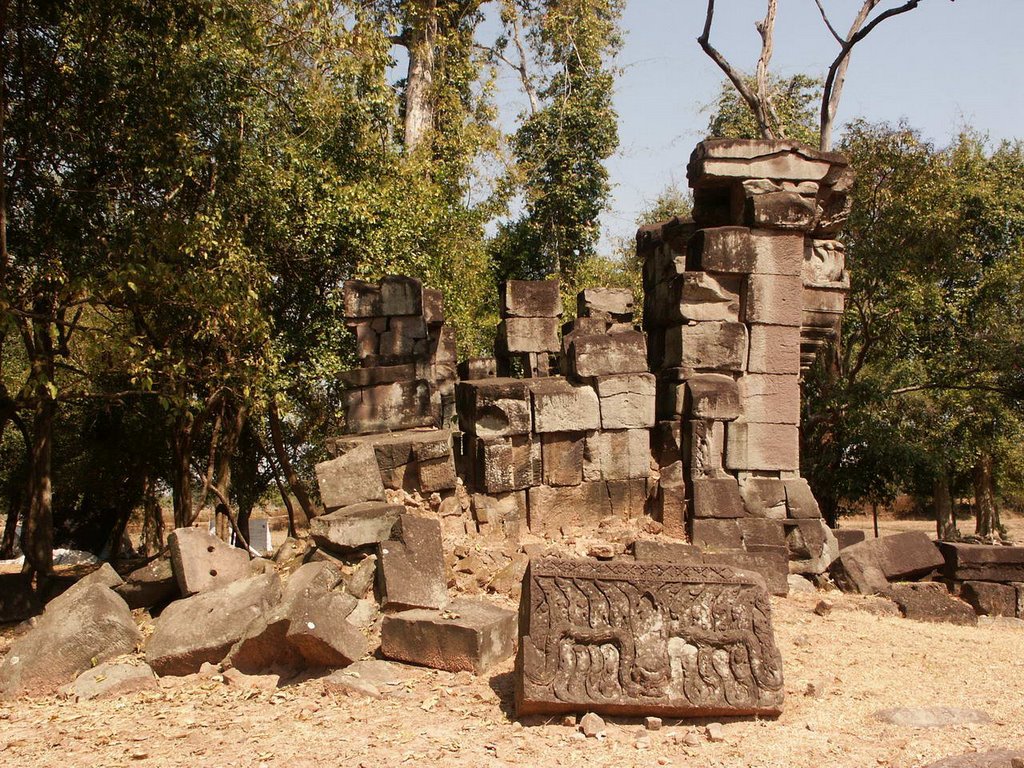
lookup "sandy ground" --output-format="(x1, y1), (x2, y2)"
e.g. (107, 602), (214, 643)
(2, 513), (1022, 768)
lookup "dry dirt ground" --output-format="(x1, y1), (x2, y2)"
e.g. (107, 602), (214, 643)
(1, 513), (1022, 768)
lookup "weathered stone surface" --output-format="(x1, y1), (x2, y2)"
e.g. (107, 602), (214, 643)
(961, 581), (1018, 617)
(937, 542), (1024, 583)
(688, 140), (841, 185)
(530, 378), (601, 433)
(650, 464), (686, 538)
(874, 706), (991, 728)
(739, 519), (787, 551)
(745, 274), (803, 327)
(606, 478), (651, 520)
(458, 357), (497, 380)
(146, 573), (281, 676)
(676, 272), (742, 322)
(541, 432), (585, 487)
(705, 550), (789, 597)
(691, 477), (746, 519)
(0, 584), (141, 699)
(921, 749), (1024, 768)
(664, 321), (748, 372)
(739, 477), (787, 519)
(568, 332), (648, 377)
(632, 540), (702, 562)
(687, 227), (756, 274)
(323, 659), (414, 699)
(116, 557), (180, 610)
(833, 528), (866, 549)
(343, 379), (437, 434)
(379, 275), (424, 316)
(884, 582), (977, 626)
(527, 481), (614, 533)
(381, 598), (516, 674)
(748, 324), (802, 375)
(689, 518), (743, 550)
(284, 592), (368, 668)
(467, 433), (541, 493)
(472, 491), (528, 541)
(830, 532), (944, 595)
(584, 429), (651, 482)
(310, 502), (404, 552)
(378, 515), (448, 611)
(499, 317), (561, 353)
(725, 421), (799, 471)
(342, 279), (383, 319)
(0, 573), (39, 623)
(315, 444), (385, 512)
(783, 478), (821, 519)
(686, 374), (741, 420)
(593, 373), (656, 429)
(745, 191), (816, 230)
(501, 279), (562, 318)
(578, 287), (633, 320)
(737, 374), (800, 424)
(70, 662), (159, 702)
(457, 378), (532, 438)
(168, 527), (251, 597)
(515, 558), (785, 717)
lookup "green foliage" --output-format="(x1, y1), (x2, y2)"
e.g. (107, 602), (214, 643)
(707, 74), (821, 146)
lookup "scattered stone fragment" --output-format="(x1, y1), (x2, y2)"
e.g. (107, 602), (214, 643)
(921, 751), (1024, 768)
(961, 581), (1017, 617)
(813, 599), (833, 617)
(310, 503), (404, 553)
(322, 659), (413, 699)
(829, 531), (943, 595)
(645, 716), (662, 731)
(787, 574), (817, 594)
(168, 527), (251, 597)
(344, 555), (378, 599)
(378, 514), (448, 611)
(874, 707), (991, 728)
(561, 715), (577, 727)
(682, 732), (702, 747)
(116, 558), (180, 610)
(705, 722), (726, 742)
(884, 582), (977, 627)
(579, 712), (606, 738)
(70, 662), (159, 702)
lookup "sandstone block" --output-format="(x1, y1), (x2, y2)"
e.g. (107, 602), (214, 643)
(70, 662), (159, 702)
(745, 191), (816, 230)
(515, 558), (784, 717)
(606, 478), (651, 520)
(691, 477), (746, 519)
(687, 227), (756, 273)
(379, 275), (424, 316)
(830, 531), (944, 595)
(310, 502), (404, 552)
(343, 380), (437, 435)
(685, 418), (726, 479)
(378, 316), (428, 358)
(168, 528), (252, 597)
(725, 421), (799, 471)
(284, 592), (368, 668)
(382, 598), (517, 674)
(632, 540), (702, 561)
(584, 429), (651, 482)
(568, 331), (648, 377)
(650, 473), (686, 538)
(739, 477), (787, 519)
(676, 272), (742, 322)
(501, 279), (562, 318)
(833, 529), (866, 549)
(456, 378), (532, 438)
(340, 363), (417, 388)
(688, 139), (838, 184)
(378, 515), (448, 611)
(541, 431), (585, 487)
(314, 444), (386, 512)
(593, 373), (656, 429)
(342, 279), (382, 319)
(748, 324), (802, 375)
(469, 433), (541, 493)
(578, 287), (634, 321)
(651, 420), (684, 465)
(737, 374), (801, 424)
(116, 557), (180, 610)
(690, 519), (743, 550)
(784, 478), (821, 518)
(527, 481), (614, 533)
(686, 373), (741, 420)
(471, 491), (528, 541)
(457, 357), (497, 380)
(422, 287), (445, 325)
(530, 378), (601, 432)
(745, 274), (803, 327)
(499, 316), (561, 354)
(705, 549), (789, 596)
(960, 581), (1017, 617)
(663, 322), (747, 371)
(884, 582), (977, 627)
(937, 543), (1024, 583)
(417, 455), (457, 492)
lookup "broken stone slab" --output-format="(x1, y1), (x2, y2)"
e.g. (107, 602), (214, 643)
(284, 592), (368, 668)
(541, 431), (585, 487)
(874, 706), (991, 728)
(725, 421), (799, 472)
(577, 287), (634, 321)
(784, 478), (822, 519)
(830, 531), (944, 595)
(0, 584), (142, 699)
(593, 373), (656, 430)
(515, 558), (785, 717)
(960, 581), (1018, 617)
(883, 582), (977, 626)
(70, 661), (159, 702)
(530, 378), (601, 433)
(674, 272), (743, 323)
(381, 597), (516, 674)
(322, 659), (414, 699)
(116, 557), (180, 610)
(498, 317), (560, 354)
(663, 321), (748, 372)
(921, 750), (1024, 768)
(686, 374), (741, 420)
(309, 502), (404, 553)
(568, 332), (648, 378)
(378, 514), (448, 611)
(833, 528), (867, 549)
(937, 542), (1024, 583)
(456, 378), (532, 438)
(146, 573), (282, 676)
(501, 279), (562, 318)
(167, 527), (251, 597)
(314, 444), (386, 512)
(748, 324), (802, 375)
(739, 477), (787, 519)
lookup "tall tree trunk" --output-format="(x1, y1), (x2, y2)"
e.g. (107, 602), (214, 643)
(140, 472), (164, 557)
(170, 410), (194, 529)
(1, 485), (21, 559)
(403, 0), (438, 151)
(22, 395), (55, 577)
(973, 451), (1002, 542)
(213, 402), (246, 545)
(934, 472), (957, 541)
(267, 396), (316, 521)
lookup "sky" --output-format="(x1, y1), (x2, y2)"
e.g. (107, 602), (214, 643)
(591, 0), (1024, 250)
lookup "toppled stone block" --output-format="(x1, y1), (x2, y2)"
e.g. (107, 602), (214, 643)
(937, 542), (1024, 583)
(168, 527), (251, 597)
(457, 378), (532, 438)
(833, 529), (866, 549)
(541, 431), (585, 487)
(737, 374), (800, 425)
(323, 659), (413, 699)
(725, 421), (799, 472)
(315, 444), (385, 512)
(748, 324), (802, 375)
(960, 581), (1018, 617)
(663, 322), (748, 372)
(381, 598), (517, 674)
(739, 477), (787, 519)
(784, 478), (821, 518)
(568, 332), (648, 377)
(593, 373), (656, 429)
(687, 374), (741, 420)
(578, 287), (634, 321)
(116, 557), (180, 610)
(830, 531), (944, 595)
(530, 378), (601, 433)
(745, 274), (803, 327)
(146, 573), (281, 676)
(378, 515), (448, 611)
(284, 592), (368, 668)
(691, 477), (746, 519)
(884, 582), (977, 626)
(499, 317), (561, 354)
(584, 429), (651, 482)
(70, 662), (159, 702)
(0, 585), (142, 699)
(501, 279), (562, 318)
(310, 502), (404, 552)
(515, 558), (784, 717)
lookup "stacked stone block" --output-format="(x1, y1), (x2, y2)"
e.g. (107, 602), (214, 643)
(641, 139), (852, 578)
(341, 275), (456, 434)
(495, 280), (562, 378)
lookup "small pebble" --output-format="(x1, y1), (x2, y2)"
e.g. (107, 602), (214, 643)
(561, 715), (577, 727)
(580, 711), (606, 738)
(705, 722), (726, 743)
(682, 732), (702, 747)
(644, 716), (662, 731)
(814, 599), (834, 617)
(635, 737), (651, 750)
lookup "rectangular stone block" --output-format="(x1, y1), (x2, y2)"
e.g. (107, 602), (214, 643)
(340, 364), (416, 388)
(745, 274), (803, 327)
(584, 429), (651, 482)
(687, 227), (757, 274)
(469, 434), (541, 493)
(541, 432), (584, 487)
(650, 469), (686, 538)
(691, 477), (746, 519)
(937, 543), (1024, 583)
(343, 279), (382, 319)
(663, 322), (748, 371)
(739, 477), (787, 519)
(744, 191), (816, 230)
(343, 380), (437, 435)
(684, 419), (726, 479)
(379, 315), (428, 358)
(632, 540), (702, 562)
(515, 558), (784, 717)
(561, 316), (610, 355)
(422, 287), (445, 325)
(378, 514), (448, 611)
(689, 139), (836, 183)
(783, 519), (828, 560)
(738, 518), (787, 550)
(689, 518), (743, 550)
(315, 444), (385, 511)
(457, 357), (497, 380)
(686, 373), (741, 420)
(456, 378), (532, 438)
(737, 374), (801, 424)
(725, 421), (799, 472)
(498, 317), (560, 354)
(578, 287), (634, 321)
(830, 531), (944, 594)
(569, 332), (648, 377)
(675, 272), (742, 322)
(783, 478), (821, 518)
(748, 324), (802, 375)
(607, 478), (650, 520)
(382, 598), (517, 674)
(417, 456), (457, 492)
(527, 481), (615, 533)
(960, 581), (1017, 617)
(593, 373), (656, 430)
(501, 280), (562, 318)
(310, 502), (404, 552)
(530, 378), (601, 433)
(833, 529), (866, 549)
(379, 275), (424, 316)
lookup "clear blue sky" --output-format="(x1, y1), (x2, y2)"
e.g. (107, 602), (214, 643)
(597, 0), (1024, 249)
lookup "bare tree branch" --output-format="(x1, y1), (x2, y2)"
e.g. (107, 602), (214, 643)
(811, 0), (845, 44)
(755, 0), (782, 137)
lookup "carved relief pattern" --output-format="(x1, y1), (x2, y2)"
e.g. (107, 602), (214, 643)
(518, 559), (784, 716)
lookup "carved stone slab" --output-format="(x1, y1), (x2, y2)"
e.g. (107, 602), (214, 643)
(515, 558), (784, 718)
